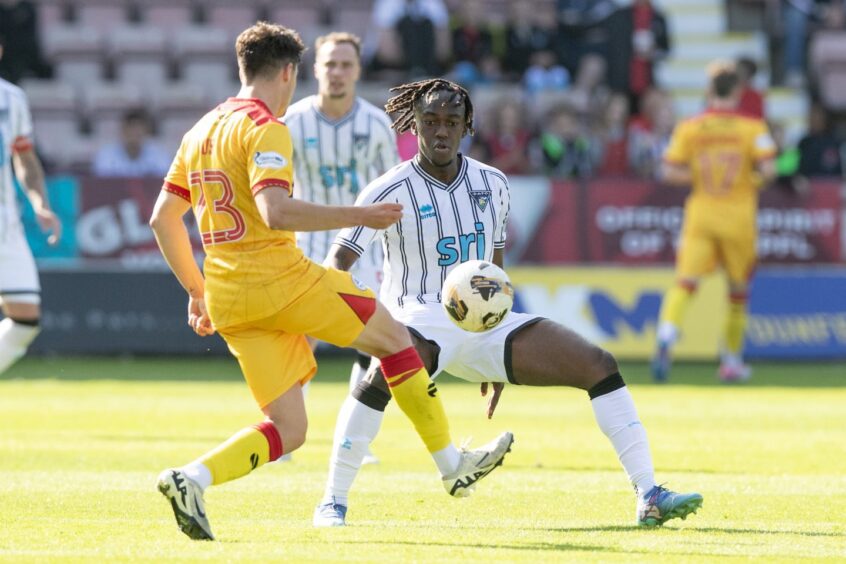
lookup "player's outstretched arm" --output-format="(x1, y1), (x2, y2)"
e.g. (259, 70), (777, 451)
(255, 188), (402, 232)
(12, 148), (62, 245)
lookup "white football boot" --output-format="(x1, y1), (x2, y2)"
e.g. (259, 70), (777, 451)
(157, 469), (214, 540)
(442, 431), (514, 497)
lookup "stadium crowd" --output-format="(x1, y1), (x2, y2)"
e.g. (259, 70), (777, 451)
(0, 0), (844, 180)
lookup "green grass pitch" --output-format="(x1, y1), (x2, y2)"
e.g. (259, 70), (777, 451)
(0, 356), (844, 562)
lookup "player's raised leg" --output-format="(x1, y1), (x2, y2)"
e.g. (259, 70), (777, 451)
(351, 300), (513, 480)
(509, 319), (702, 527)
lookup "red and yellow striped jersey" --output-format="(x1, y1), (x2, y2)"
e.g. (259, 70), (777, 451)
(162, 98), (322, 328)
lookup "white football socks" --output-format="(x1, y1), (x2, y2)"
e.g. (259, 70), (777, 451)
(322, 396), (385, 506)
(432, 445), (461, 476)
(180, 461), (213, 490)
(322, 394), (462, 506)
(0, 318), (39, 375)
(591, 386), (656, 496)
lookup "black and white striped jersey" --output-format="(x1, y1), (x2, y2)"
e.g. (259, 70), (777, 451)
(336, 155), (510, 310)
(283, 95), (399, 264)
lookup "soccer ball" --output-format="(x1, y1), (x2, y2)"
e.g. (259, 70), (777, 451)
(442, 260), (514, 332)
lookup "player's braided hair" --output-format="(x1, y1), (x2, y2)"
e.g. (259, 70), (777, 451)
(384, 79), (475, 136)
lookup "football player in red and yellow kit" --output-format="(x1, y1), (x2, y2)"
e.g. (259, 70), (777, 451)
(654, 61), (776, 383)
(149, 22), (512, 541)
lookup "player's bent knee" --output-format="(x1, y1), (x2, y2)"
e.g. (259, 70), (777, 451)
(276, 421), (307, 453)
(581, 346), (619, 389)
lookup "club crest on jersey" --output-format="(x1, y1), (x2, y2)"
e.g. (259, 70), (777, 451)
(305, 137), (318, 148)
(351, 275), (367, 291)
(469, 191), (491, 212)
(353, 134), (370, 150)
(253, 151), (288, 169)
(419, 204), (437, 219)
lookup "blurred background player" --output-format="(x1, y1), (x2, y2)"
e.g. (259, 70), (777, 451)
(0, 34), (61, 377)
(314, 78), (702, 529)
(283, 32), (400, 464)
(150, 23), (512, 541)
(654, 61), (777, 384)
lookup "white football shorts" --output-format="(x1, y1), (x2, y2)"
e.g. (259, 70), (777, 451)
(0, 224), (40, 304)
(392, 303), (543, 384)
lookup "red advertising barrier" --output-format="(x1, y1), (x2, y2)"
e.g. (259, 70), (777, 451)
(528, 177), (843, 264)
(77, 177), (202, 267)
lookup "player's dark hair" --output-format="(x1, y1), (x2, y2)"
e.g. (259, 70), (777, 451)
(384, 78), (475, 136)
(236, 21), (305, 82)
(707, 60), (740, 98)
(315, 31), (362, 59)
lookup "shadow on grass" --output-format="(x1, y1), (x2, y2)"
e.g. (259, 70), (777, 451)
(541, 525), (844, 538)
(5, 357), (846, 388)
(336, 539), (607, 554)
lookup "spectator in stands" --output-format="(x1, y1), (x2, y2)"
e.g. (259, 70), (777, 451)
(0, 1), (51, 84)
(555, 0), (616, 75)
(798, 103), (843, 176)
(524, 50), (570, 94)
(770, 120), (811, 195)
(737, 57), (765, 119)
(783, 0), (845, 88)
(474, 98), (535, 175)
(369, 0), (449, 78)
(92, 108), (171, 178)
(597, 92), (631, 176)
(536, 104), (598, 178)
(629, 93), (675, 179)
(502, 0), (556, 80)
(605, 0), (671, 113)
(565, 53), (610, 119)
(450, 0), (495, 84)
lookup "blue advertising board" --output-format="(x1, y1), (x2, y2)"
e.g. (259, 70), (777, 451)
(746, 269), (846, 359)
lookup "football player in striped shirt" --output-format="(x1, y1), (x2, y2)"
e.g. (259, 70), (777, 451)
(313, 78), (703, 528)
(0, 35), (62, 377)
(150, 24), (512, 541)
(283, 32), (398, 463)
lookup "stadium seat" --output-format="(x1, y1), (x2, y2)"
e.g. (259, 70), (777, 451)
(110, 26), (169, 95)
(20, 79), (83, 166)
(810, 31), (846, 111)
(42, 25), (105, 93)
(154, 81), (210, 152)
(334, 6), (372, 39)
(175, 27), (235, 102)
(82, 82), (144, 142)
(268, 6), (319, 33)
(207, 2), (261, 41)
(143, 3), (197, 32)
(76, 0), (130, 28)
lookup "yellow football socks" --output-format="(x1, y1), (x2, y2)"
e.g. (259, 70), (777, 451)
(198, 421), (283, 485)
(724, 296), (748, 355)
(381, 347), (451, 453)
(660, 282), (696, 329)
